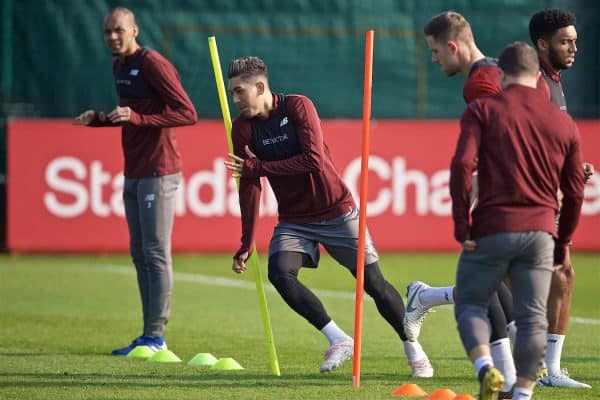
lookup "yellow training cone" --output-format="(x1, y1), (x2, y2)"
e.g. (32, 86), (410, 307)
(210, 357), (244, 370)
(126, 346), (154, 359)
(148, 349), (182, 363)
(188, 352), (218, 366)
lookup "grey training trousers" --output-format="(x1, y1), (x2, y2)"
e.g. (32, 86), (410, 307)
(454, 231), (554, 381)
(124, 172), (180, 338)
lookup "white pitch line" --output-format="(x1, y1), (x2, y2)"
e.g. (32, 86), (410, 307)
(103, 264), (360, 301)
(102, 264), (600, 326)
(569, 317), (600, 326)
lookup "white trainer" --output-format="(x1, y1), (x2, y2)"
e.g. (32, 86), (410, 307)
(403, 281), (432, 341)
(319, 339), (354, 373)
(537, 368), (591, 388)
(409, 357), (434, 378)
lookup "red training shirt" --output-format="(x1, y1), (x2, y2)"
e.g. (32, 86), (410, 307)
(91, 47), (197, 178)
(233, 94), (355, 257)
(450, 84), (584, 249)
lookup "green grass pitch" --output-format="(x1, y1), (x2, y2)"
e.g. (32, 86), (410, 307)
(1, 253), (598, 399)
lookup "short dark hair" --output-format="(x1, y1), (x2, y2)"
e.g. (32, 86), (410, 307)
(423, 11), (473, 42)
(529, 9), (576, 49)
(227, 56), (268, 80)
(106, 7), (137, 26)
(498, 42), (539, 77)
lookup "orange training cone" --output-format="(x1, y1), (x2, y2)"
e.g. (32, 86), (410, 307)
(427, 388), (456, 400)
(452, 395), (476, 400)
(391, 383), (428, 397)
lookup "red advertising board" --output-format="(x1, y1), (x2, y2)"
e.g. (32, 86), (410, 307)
(7, 119), (600, 253)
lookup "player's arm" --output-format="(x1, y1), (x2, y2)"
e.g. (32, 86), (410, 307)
(228, 119), (262, 273)
(555, 120), (585, 264)
(450, 103), (482, 248)
(120, 52), (197, 127)
(73, 110), (117, 127)
(242, 95), (325, 177)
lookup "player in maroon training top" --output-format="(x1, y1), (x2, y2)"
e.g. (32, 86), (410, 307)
(74, 7), (197, 356)
(529, 8), (593, 389)
(451, 41), (584, 400)
(405, 11), (517, 396)
(224, 56), (433, 377)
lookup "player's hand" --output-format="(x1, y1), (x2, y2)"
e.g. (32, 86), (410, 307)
(583, 162), (595, 183)
(107, 106), (132, 124)
(74, 110), (103, 125)
(553, 245), (571, 269)
(461, 240), (477, 251)
(244, 145), (256, 159)
(232, 252), (249, 274)
(225, 153), (244, 178)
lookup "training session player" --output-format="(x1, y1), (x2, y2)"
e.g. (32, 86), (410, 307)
(224, 56), (433, 377)
(451, 42), (584, 400)
(74, 7), (197, 355)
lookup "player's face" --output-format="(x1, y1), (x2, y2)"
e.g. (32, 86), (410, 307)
(547, 25), (577, 70)
(103, 12), (138, 57)
(229, 76), (262, 118)
(425, 35), (460, 76)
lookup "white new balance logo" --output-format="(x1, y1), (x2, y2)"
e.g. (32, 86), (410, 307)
(280, 117), (288, 127)
(130, 69), (139, 76)
(144, 193), (155, 208)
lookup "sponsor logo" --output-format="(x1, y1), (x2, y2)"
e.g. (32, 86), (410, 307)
(262, 133), (289, 146)
(42, 155), (600, 219)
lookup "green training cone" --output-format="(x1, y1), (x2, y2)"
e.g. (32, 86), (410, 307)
(126, 345), (155, 359)
(188, 352), (218, 366)
(210, 357), (244, 370)
(148, 349), (182, 363)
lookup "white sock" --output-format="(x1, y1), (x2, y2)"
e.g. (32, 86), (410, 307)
(545, 333), (565, 375)
(320, 320), (352, 345)
(491, 338), (516, 391)
(419, 286), (455, 307)
(473, 355), (494, 376)
(506, 320), (517, 345)
(512, 387), (533, 399)
(403, 340), (427, 363)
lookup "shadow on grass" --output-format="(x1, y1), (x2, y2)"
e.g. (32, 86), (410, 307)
(0, 370), (476, 390)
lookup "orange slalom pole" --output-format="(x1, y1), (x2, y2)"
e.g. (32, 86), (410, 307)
(352, 29), (374, 389)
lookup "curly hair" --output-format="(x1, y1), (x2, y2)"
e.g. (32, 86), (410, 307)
(227, 56), (268, 80)
(529, 9), (576, 49)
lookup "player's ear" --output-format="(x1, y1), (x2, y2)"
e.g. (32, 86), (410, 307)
(256, 80), (265, 95)
(133, 24), (139, 38)
(536, 38), (548, 52)
(498, 69), (507, 89)
(447, 40), (459, 54)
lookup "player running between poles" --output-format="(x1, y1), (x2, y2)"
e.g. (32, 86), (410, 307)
(224, 56), (432, 377)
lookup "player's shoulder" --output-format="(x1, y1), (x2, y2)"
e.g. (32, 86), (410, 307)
(283, 94), (318, 116)
(465, 66), (500, 89)
(142, 48), (175, 68)
(284, 93), (313, 105)
(463, 60), (501, 103)
(232, 115), (251, 133)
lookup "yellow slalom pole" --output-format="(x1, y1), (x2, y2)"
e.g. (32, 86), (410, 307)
(208, 36), (281, 376)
